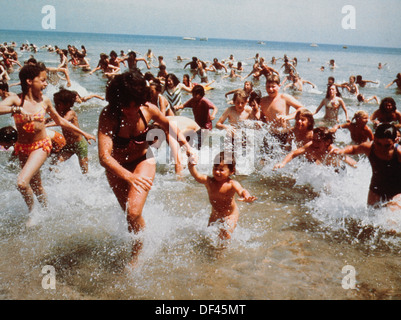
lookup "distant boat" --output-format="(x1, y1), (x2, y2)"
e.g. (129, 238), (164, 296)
(200, 37), (208, 41)
(183, 37), (196, 41)
(258, 41), (265, 45)
(310, 43), (318, 47)
(343, 46), (348, 49)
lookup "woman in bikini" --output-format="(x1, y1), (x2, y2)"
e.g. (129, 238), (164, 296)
(98, 71), (194, 266)
(313, 84), (349, 123)
(0, 64), (96, 217)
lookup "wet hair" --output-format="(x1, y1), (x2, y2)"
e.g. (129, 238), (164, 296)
(128, 51), (137, 58)
(244, 81), (253, 90)
(25, 57), (38, 65)
(325, 84), (342, 98)
(213, 151), (236, 174)
(233, 89), (248, 102)
(76, 52), (85, 59)
(265, 74), (280, 85)
(313, 127), (334, 144)
(379, 97), (396, 113)
(352, 110), (369, 123)
(165, 73), (180, 87)
(374, 123), (398, 140)
(53, 89), (77, 115)
(249, 90), (261, 105)
(192, 84), (205, 97)
(0, 126), (17, 144)
(106, 71), (149, 112)
(295, 109), (314, 130)
(0, 82), (9, 92)
(357, 94), (364, 102)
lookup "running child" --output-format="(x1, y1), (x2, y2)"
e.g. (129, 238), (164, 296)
(286, 109), (315, 148)
(47, 88), (91, 174)
(248, 90), (262, 121)
(0, 64), (96, 216)
(188, 151), (256, 240)
(216, 89), (253, 136)
(331, 110), (374, 144)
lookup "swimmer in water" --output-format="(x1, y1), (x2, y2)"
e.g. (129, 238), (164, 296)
(355, 75), (378, 88)
(341, 76), (359, 96)
(370, 97), (401, 129)
(385, 73), (401, 90)
(273, 127), (356, 169)
(331, 110), (374, 144)
(357, 94), (379, 105)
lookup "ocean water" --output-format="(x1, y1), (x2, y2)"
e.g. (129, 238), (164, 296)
(1, 29), (401, 300)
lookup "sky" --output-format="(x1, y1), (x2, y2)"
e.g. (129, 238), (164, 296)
(1, 0), (400, 48)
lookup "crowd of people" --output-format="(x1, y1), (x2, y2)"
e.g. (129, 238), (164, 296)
(1, 40), (400, 267)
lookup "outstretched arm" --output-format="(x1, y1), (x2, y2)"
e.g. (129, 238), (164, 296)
(232, 180), (257, 202)
(188, 162), (208, 184)
(273, 143), (310, 170)
(339, 99), (349, 121)
(45, 99), (96, 144)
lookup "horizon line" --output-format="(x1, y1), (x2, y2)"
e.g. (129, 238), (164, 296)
(1, 28), (400, 51)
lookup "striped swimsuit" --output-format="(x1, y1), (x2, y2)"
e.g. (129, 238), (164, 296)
(164, 85), (182, 113)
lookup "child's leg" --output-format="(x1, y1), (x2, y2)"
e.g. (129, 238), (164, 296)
(219, 213), (239, 240)
(78, 157), (89, 174)
(17, 149), (48, 212)
(209, 211), (239, 240)
(30, 170), (48, 208)
(59, 68), (71, 87)
(76, 139), (89, 174)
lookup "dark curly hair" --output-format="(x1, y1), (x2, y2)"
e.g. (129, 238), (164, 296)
(105, 71), (149, 113)
(379, 97), (396, 113)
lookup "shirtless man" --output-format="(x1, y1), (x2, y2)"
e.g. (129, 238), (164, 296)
(385, 73), (401, 90)
(209, 58), (227, 73)
(260, 74), (304, 145)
